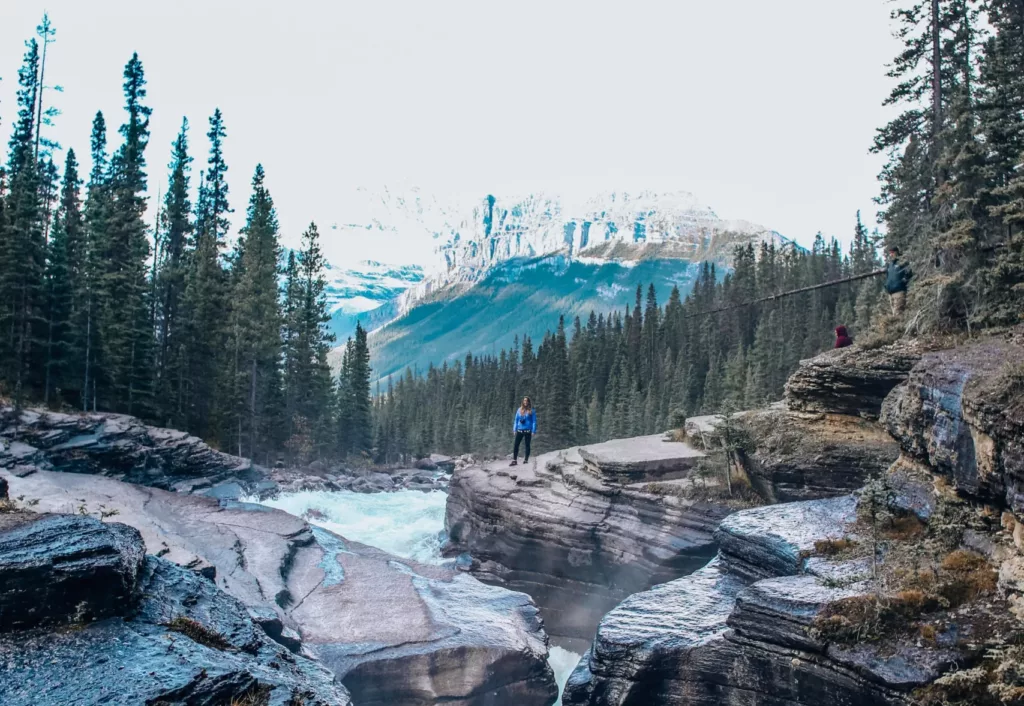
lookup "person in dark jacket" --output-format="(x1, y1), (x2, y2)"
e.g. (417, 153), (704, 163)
(885, 246), (913, 315)
(834, 325), (853, 349)
(510, 397), (537, 466)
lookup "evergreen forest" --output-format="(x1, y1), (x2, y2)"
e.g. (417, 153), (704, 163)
(3, 2), (1024, 464)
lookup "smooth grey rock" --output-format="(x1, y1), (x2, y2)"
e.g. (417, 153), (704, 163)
(4, 469), (557, 706)
(445, 446), (727, 640)
(0, 556), (351, 706)
(716, 495), (858, 581)
(577, 434), (705, 483)
(0, 513), (144, 631)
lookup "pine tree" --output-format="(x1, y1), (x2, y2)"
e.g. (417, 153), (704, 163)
(229, 165), (284, 459)
(43, 149), (85, 406)
(0, 40), (45, 404)
(154, 118), (193, 425)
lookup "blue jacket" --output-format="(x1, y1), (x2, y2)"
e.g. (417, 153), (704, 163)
(514, 408), (537, 433)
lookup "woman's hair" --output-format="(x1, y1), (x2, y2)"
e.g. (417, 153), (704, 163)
(520, 396), (532, 412)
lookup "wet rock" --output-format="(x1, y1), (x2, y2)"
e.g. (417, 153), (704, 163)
(0, 513), (144, 631)
(430, 453), (456, 472)
(564, 500), (929, 706)
(445, 445), (728, 641)
(881, 328), (1024, 514)
(784, 341), (923, 419)
(415, 456), (439, 471)
(716, 495), (857, 581)
(0, 405), (255, 488)
(0, 556), (351, 706)
(4, 469), (557, 705)
(577, 433), (705, 483)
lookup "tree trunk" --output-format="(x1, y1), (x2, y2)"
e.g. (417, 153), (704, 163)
(932, 0), (943, 139)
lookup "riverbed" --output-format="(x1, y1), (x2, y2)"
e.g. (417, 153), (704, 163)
(258, 489), (582, 705)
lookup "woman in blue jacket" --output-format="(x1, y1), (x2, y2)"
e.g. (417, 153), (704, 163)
(511, 397), (537, 466)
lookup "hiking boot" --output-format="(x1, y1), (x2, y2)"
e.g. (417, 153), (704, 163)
(509, 460), (518, 466)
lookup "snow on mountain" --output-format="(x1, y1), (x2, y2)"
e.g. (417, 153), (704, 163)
(322, 259), (424, 316)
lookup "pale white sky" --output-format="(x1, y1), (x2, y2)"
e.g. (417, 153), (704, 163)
(1, 1), (901, 265)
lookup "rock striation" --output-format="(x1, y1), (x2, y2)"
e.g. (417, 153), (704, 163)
(881, 328), (1024, 515)
(687, 406), (900, 502)
(445, 443), (730, 641)
(578, 433), (705, 483)
(0, 405), (254, 489)
(563, 496), (959, 706)
(784, 341), (923, 419)
(3, 469), (556, 706)
(0, 512), (350, 706)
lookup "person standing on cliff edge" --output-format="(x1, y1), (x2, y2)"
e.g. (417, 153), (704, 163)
(885, 246), (914, 316)
(510, 397), (537, 466)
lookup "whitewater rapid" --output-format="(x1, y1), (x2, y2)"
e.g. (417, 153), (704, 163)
(258, 488), (582, 705)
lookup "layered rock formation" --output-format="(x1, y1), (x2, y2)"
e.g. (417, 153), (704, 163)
(0, 511), (350, 706)
(2, 468), (557, 705)
(687, 405), (900, 502)
(784, 341), (923, 418)
(0, 405), (254, 490)
(881, 328), (1024, 515)
(563, 496), (966, 706)
(445, 443), (731, 641)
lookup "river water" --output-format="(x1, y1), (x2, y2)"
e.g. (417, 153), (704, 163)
(258, 489), (582, 705)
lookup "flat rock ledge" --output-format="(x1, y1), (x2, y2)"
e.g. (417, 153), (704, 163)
(784, 340), (923, 419)
(445, 446), (729, 641)
(577, 434), (705, 483)
(3, 469), (556, 706)
(563, 496), (960, 706)
(0, 512), (350, 706)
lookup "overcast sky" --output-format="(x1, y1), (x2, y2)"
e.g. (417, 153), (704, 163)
(1, 1), (901, 265)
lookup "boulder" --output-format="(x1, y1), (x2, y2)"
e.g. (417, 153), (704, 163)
(445, 445), (729, 641)
(577, 434), (705, 483)
(0, 513), (144, 631)
(881, 328), (1024, 514)
(688, 408), (900, 502)
(3, 469), (557, 706)
(784, 341), (922, 419)
(0, 405), (255, 488)
(0, 555), (351, 706)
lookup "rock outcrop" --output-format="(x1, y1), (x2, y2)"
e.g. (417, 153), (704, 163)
(0, 405), (255, 489)
(0, 512), (144, 631)
(784, 341), (922, 419)
(445, 443), (730, 641)
(563, 496), (963, 706)
(0, 512), (350, 706)
(3, 469), (557, 706)
(687, 406), (900, 502)
(881, 328), (1024, 515)
(577, 433), (705, 482)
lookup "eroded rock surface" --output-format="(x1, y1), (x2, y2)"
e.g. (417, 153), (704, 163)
(578, 433), (704, 483)
(784, 341), (922, 419)
(0, 405), (254, 489)
(881, 328), (1024, 514)
(445, 446), (729, 641)
(688, 408), (900, 502)
(3, 469), (556, 705)
(0, 510), (348, 705)
(563, 497), (953, 706)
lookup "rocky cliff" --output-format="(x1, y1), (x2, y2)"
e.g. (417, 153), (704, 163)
(564, 336), (1024, 706)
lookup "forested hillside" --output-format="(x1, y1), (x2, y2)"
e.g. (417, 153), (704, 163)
(371, 227), (885, 459)
(373, 0), (1024, 459)
(0, 17), (372, 463)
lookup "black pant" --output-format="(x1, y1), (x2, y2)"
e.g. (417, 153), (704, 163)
(513, 431), (532, 461)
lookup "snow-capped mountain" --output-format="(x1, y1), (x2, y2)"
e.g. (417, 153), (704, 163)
(321, 259), (424, 342)
(323, 188), (794, 380)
